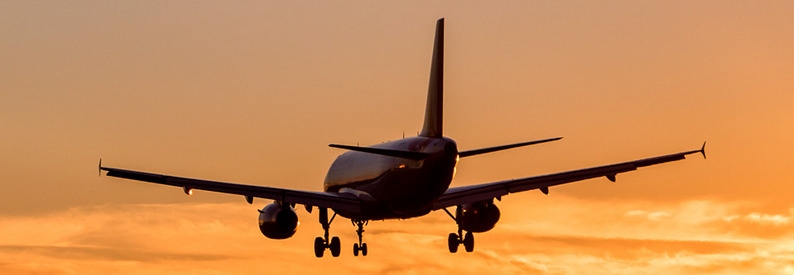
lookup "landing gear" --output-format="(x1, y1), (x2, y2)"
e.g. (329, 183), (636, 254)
(330, 236), (341, 256)
(463, 231), (474, 252)
(447, 233), (458, 253)
(314, 207), (341, 258)
(352, 219), (369, 256)
(444, 207), (475, 253)
(314, 237), (325, 257)
(446, 229), (475, 253)
(353, 243), (368, 256)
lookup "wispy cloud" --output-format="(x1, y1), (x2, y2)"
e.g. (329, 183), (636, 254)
(0, 197), (792, 274)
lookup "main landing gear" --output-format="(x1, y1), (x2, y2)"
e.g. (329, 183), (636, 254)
(444, 207), (475, 253)
(314, 207), (341, 258)
(447, 228), (474, 253)
(352, 219), (368, 257)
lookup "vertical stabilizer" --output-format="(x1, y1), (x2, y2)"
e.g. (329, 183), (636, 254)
(420, 18), (444, 138)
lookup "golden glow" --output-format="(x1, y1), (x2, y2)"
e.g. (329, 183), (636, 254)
(0, 198), (792, 273)
(1, 1), (793, 273)
(453, 154), (460, 180)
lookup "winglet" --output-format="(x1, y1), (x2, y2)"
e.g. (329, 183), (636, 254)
(98, 158), (102, 176)
(700, 141), (707, 159)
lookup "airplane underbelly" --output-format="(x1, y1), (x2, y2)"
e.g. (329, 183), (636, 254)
(368, 168), (451, 218)
(330, 167), (452, 220)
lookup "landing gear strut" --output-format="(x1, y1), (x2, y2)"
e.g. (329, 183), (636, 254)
(314, 207), (341, 258)
(352, 219), (368, 256)
(444, 207), (475, 253)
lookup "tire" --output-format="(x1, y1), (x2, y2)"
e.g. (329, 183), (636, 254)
(314, 237), (325, 258)
(448, 233), (459, 253)
(353, 243), (360, 256)
(361, 243), (368, 256)
(464, 231), (474, 252)
(330, 236), (341, 257)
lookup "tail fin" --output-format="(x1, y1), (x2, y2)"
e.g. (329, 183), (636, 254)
(420, 18), (444, 138)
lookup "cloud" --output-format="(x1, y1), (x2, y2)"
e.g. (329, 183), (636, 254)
(625, 210), (672, 220)
(744, 212), (790, 225)
(0, 197), (792, 274)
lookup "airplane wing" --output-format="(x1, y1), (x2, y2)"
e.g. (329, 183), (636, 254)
(99, 165), (363, 214)
(432, 143), (706, 209)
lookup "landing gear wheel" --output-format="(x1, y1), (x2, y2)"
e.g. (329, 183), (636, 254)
(353, 243), (360, 256)
(330, 236), (341, 257)
(361, 243), (368, 256)
(314, 237), (325, 258)
(463, 231), (475, 252)
(448, 233), (459, 253)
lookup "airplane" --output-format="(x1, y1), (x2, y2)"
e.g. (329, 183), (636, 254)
(99, 18), (706, 258)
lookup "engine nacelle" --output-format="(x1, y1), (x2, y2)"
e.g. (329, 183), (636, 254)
(258, 202), (299, 239)
(458, 201), (500, 233)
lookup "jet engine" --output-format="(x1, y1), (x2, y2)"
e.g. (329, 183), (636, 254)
(457, 200), (500, 233)
(258, 202), (299, 239)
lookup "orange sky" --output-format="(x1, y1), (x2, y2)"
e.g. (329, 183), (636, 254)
(1, 1), (793, 274)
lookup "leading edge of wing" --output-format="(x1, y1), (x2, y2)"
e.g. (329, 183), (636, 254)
(432, 142), (707, 209)
(99, 165), (362, 214)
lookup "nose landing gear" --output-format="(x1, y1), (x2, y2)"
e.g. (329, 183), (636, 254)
(352, 219), (369, 256)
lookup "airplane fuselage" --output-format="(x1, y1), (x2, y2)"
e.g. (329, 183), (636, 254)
(324, 136), (458, 220)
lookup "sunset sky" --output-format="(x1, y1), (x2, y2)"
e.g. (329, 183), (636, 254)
(2, 1), (793, 274)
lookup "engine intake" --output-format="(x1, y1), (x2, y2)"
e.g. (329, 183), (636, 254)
(458, 200), (500, 233)
(258, 202), (299, 239)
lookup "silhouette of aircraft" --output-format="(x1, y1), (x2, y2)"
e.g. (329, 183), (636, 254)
(100, 18), (706, 257)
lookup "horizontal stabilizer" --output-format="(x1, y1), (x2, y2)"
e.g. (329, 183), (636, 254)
(459, 137), (562, 158)
(329, 144), (431, 160)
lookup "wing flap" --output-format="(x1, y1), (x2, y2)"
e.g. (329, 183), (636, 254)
(101, 166), (362, 214)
